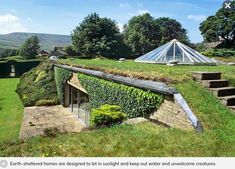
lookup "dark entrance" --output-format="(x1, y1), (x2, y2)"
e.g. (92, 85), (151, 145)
(69, 85), (90, 126)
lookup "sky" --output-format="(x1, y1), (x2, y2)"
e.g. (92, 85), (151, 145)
(0, 0), (225, 43)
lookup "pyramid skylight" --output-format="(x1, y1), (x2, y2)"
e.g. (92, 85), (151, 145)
(135, 39), (216, 64)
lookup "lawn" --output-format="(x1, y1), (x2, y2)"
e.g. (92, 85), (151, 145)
(0, 79), (235, 156)
(58, 59), (235, 85)
(0, 78), (24, 143)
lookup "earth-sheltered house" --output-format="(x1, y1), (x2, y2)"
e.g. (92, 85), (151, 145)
(54, 64), (202, 131)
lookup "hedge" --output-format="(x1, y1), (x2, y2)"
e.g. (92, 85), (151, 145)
(201, 49), (235, 57)
(0, 60), (41, 78)
(77, 73), (163, 118)
(35, 99), (59, 106)
(54, 67), (72, 105)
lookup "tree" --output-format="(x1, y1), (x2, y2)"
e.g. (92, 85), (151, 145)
(200, 1), (235, 48)
(155, 17), (188, 45)
(65, 45), (78, 56)
(20, 36), (40, 59)
(71, 13), (127, 59)
(8, 49), (18, 57)
(123, 13), (161, 56)
(0, 48), (18, 58)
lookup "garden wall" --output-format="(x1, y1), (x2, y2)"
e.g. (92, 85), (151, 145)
(150, 97), (194, 130)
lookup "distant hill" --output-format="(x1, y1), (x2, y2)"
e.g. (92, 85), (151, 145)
(0, 32), (72, 51)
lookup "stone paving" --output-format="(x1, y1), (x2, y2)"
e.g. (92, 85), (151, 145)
(19, 105), (85, 140)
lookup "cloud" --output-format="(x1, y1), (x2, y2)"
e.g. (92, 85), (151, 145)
(117, 23), (124, 32)
(187, 14), (207, 21)
(127, 9), (150, 18)
(0, 14), (27, 34)
(137, 9), (150, 15)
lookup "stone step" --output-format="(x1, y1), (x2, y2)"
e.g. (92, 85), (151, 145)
(219, 95), (235, 106)
(192, 71), (221, 81)
(202, 79), (229, 88)
(209, 87), (235, 97)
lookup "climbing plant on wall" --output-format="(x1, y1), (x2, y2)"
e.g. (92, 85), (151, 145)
(54, 67), (72, 105)
(77, 73), (163, 118)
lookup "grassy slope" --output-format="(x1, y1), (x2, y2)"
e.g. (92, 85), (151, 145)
(0, 78), (23, 143)
(58, 59), (235, 85)
(16, 61), (58, 106)
(176, 81), (235, 150)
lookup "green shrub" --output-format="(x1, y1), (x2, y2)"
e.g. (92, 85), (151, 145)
(16, 61), (58, 106)
(201, 49), (235, 57)
(78, 73), (163, 118)
(35, 99), (59, 106)
(91, 104), (127, 127)
(54, 67), (72, 105)
(195, 43), (207, 52)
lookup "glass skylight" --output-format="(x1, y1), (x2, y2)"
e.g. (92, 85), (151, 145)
(135, 39), (216, 64)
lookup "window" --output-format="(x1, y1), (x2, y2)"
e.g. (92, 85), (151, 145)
(69, 85), (90, 126)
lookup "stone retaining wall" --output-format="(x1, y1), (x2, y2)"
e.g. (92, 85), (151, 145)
(150, 97), (194, 130)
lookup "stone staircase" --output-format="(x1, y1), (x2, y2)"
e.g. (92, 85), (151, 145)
(192, 72), (235, 112)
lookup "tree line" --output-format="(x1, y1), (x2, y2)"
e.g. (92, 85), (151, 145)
(70, 13), (188, 59)
(0, 48), (18, 58)
(70, 1), (234, 59)
(9, 13), (188, 60)
(2, 2), (233, 60)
